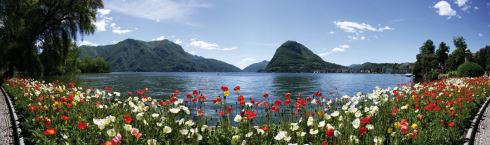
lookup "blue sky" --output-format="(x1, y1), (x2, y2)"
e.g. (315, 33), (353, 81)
(79, 0), (490, 69)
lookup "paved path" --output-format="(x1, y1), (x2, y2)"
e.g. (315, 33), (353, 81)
(0, 88), (15, 144)
(475, 96), (490, 145)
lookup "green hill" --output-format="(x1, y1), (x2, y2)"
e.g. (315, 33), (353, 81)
(348, 62), (414, 74)
(243, 60), (269, 72)
(79, 39), (242, 72)
(265, 41), (344, 72)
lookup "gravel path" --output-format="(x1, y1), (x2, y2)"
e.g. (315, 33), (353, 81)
(475, 97), (490, 145)
(0, 88), (15, 144)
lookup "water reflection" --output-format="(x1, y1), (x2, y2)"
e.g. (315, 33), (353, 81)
(78, 72), (412, 100)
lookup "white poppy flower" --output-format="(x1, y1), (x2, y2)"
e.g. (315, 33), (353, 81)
(352, 118), (360, 129)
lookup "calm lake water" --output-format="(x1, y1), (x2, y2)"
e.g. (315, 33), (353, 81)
(78, 72), (412, 100)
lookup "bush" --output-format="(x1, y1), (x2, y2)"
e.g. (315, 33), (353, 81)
(447, 71), (459, 77)
(457, 61), (484, 77)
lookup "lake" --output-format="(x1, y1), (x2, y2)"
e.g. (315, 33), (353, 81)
(78, 72), (412, 101)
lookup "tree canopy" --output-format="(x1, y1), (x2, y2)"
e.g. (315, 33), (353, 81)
(0, 0), (103, 78)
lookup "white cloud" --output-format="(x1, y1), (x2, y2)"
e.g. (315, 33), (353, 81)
(190, 39), (219, 50)
(478, 33), (484, 37)
(318, 44), (349, 57)
(93, 9), (113, 32)
(348, 35), (367, 41)
(339, 45), (350, 49)
(188, 51), (196, 55)
(98, 9), (111, 15)
(175, 39), (183, 44)
(152, 36), (166, 41)
(334, 21), (393, 33)
(434, 1), (457, 17)
(318, 52), (330, 57)
(79, 40), (98, 46)
(455, 0), (469, 7)
(329, 31), (335, 35)
(332, 47), (345, 52)
(222, 47), (238, 51)
(334, 21), (392, 41)
(110, 23), (132, 34)
(189, 39), (237, 51)
(105, 0), (209, 24)
(239, 58), (256, 64)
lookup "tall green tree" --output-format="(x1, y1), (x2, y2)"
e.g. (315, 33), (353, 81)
(413, 40), (438, 80)
(446, 37), (471, 71)
(475, 46), (490, 70)
(0, 0), (103, 79)
(435, 42), (450, 72)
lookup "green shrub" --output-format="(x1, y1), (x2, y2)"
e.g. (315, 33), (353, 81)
(457, 61), (484, 77)
(447, 71), (459, 77)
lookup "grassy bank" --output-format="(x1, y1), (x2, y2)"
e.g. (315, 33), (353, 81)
(3, 77), (490, 144)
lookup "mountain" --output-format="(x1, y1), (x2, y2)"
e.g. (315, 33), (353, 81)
(265, 41), (344, 72)
(348, 62), (414, 74)
(243, 60), (269, 72)
(79, 39), (242, 72)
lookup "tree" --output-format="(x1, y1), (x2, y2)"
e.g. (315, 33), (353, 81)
(0, 0), (103, 79)
(413, 40), (438, 80)
(435, 42), (449, 71)
(475, 46), (490, 70)
(446, 37), (471, 71)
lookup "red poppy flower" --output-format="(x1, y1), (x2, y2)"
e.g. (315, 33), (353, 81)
(263, 92), (269, 98)
(123, 114), (132, 124)
(193, 90), (199, 96)
(274, 100), (282, 106)
(390, 107), (398, 116)
(234, 86), (240, 92)
(271, 105), (280, 113)
(136, 89), (145, 96)
(28, 104), (36, 112)
(186, 93), (193, 99)
(69, 82), (76, 88)
(213, 97), (222, 104)
(284, 92), (292, 98)
(78, 121), (88, 130)
(400, 125), (408, 134)
(221, 85), (229, 91)
(127, 91), (132, 96)
(245, 110), (257, 120)
(61, 115), (70, 121)
(226, 106), (232, 114)
(448, 121), (455, 127)
(218, 111), (225, 116)
(103, 140), (116, 145)
(284, 99), (291, 106)
(360, 116), (372, 126)
(359, 127), (368, 136)
(260, 126), (269, 132)
(44, 119), (52, 126)
(238, 95), (245, 106)
(43, 128), (56, 136)
(417, 114), (423, 121)
(314, 91), (322, 97)
(325, 128), (334, 137)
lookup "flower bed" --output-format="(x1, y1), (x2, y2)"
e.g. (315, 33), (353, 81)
(3, 77), (490, 145)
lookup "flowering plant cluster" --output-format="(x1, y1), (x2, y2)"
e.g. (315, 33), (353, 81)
(3, 77), (490, 144)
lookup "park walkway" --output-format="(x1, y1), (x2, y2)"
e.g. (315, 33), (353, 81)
(0, 87), (18, 145)
(476, 98), (490, 145)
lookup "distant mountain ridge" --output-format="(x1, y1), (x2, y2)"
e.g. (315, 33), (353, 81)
(243, 60), (269, 72)
(265, 41), (345, 72)
(79, 39), (242, 72)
